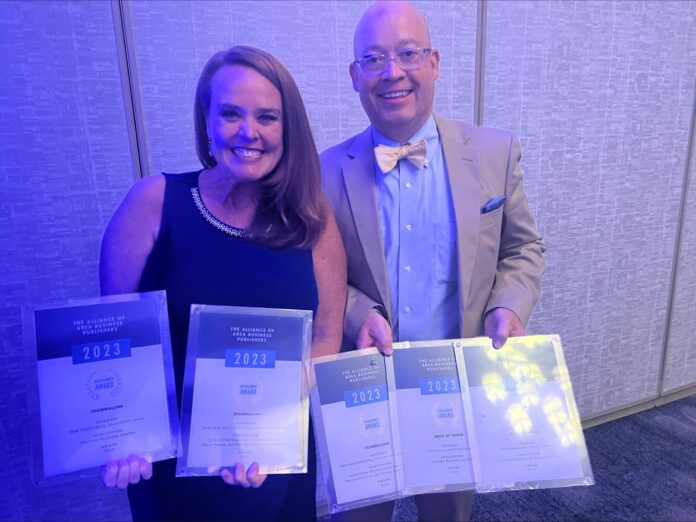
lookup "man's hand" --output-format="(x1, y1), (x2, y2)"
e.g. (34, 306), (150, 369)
(356, 309), (393, 355)
(220, 462), (267, 488)
(484, 307), (525, 349)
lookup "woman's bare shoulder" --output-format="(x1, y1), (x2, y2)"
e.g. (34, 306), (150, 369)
(126, 174), (166, 208)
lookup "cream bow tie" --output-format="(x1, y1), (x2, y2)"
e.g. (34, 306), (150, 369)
(374, 140), (427, 173)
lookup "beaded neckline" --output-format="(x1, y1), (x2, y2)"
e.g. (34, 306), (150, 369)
(190, 186), (255, 241)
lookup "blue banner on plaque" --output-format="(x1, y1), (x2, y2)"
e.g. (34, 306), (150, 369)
(315, 352), (387, 406)
(393, 345), (459, 390)
(224, 348), (276, 369)
(71, 339), (132, 364)
(343, 384), (388, 408)
(195, 312), (304, 361)
(418, 377), (459, 395)
(35, 299), (160, 360)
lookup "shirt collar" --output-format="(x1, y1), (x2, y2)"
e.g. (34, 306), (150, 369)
(371, 114), (439, 146)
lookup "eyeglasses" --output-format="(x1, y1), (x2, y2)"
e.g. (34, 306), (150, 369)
(353, 47), (432, 75)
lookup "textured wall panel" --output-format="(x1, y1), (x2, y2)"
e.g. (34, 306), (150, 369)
(0, 1), (133, 520)
(664, 91), (696, 394)
(126, 0), (476, 176)
(484, 1), (696, 417)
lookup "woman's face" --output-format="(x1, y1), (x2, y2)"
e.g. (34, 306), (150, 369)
(207, 65), (283, 183)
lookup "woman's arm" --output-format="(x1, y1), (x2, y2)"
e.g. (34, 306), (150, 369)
(98, 174), (164, 488)
(100, 175), (165, 295)
(311, 208), (348, 358)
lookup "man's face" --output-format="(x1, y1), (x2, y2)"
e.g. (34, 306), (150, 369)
(350, 3), (439, 143)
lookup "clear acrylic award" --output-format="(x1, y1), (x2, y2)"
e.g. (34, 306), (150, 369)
(311, 348), (399, 516)
(177, 305), (312, 476)
(454, 335), (594, 492)
(24, 290), (179, 480)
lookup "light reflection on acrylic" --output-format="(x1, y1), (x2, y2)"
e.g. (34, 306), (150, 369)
(479, 340), (577, 446)
(543, 396), (578, 448)
(505, 402), (532, 434)
(457, 335), (594, 491)
(481, 372), (506, 402)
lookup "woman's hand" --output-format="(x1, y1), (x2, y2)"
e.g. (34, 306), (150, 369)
(220, 462), (267, 488)
(101, 454), (153, 489)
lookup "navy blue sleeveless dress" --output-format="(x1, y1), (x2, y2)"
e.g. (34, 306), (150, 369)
(131, 171), (318, 521)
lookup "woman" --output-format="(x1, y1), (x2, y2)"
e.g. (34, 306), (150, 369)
(99, 46), (346, 521)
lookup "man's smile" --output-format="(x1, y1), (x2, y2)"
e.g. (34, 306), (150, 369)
(379, 89), (413, 100)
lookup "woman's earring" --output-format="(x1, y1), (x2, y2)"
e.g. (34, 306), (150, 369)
(207, 139), (213, 158)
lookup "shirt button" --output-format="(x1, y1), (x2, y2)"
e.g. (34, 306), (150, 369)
(404, 306), (411, 313)
(404, 265), (411, 272)
(405, 224), (412, 231)
(405, 182), (412, 189)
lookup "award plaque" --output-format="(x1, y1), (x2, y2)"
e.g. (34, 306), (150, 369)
(177, 305), (312, 476)
(312, 343), (475, 515)
(454, 335), (594, 492)
(313, 335), (593, 515)
(24, 291), (179, 480)
(388, 341), (475, 496)
(311, 348), (398, 516)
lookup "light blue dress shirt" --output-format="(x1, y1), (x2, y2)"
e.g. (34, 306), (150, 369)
(373, 116), (459, 342)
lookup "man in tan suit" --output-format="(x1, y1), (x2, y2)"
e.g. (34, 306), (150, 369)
(320, 1), (545, 520)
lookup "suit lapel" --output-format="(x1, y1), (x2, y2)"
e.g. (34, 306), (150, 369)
(435, 115), (480, 316)
(343, 128), (392, 314)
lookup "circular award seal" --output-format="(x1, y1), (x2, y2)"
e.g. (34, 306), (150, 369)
(84, 369), (122, 400)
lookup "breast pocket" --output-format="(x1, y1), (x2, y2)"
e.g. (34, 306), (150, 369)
(480, 205), (503, 231)
(436, 222), (457, 283)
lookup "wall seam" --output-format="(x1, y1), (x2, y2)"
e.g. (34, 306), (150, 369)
(474, 0), (487, 126)
(658, 75), (696, 396)
(111, 0), (149, 180)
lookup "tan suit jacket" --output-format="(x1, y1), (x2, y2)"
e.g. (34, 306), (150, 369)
(320, 114), (545, 345)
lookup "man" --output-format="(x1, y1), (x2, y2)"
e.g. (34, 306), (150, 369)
(320, 1), (545, 520)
